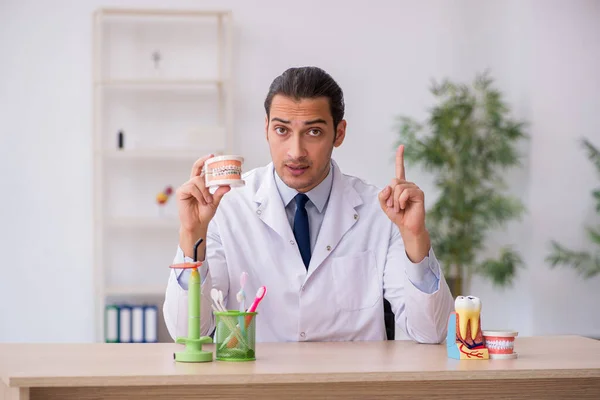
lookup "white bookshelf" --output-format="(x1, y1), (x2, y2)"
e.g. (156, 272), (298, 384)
(101, 148), (221, 161)
(97, 79), (225, 90)
(105, 285), (167, 297)
(92, 8), (233, 343)
(105, 216), (180, 229)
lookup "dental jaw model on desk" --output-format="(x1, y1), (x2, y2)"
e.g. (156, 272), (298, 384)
(169, 238), (213, 363)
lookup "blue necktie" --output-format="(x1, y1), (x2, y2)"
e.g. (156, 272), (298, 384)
(293, 193), (311, 269)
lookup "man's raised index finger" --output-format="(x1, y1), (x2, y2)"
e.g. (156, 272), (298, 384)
(396, 145), (406, 180)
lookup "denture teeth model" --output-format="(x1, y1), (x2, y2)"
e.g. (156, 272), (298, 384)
(212, 164), (242, 177)
(204, 155), (245, 188)
(446, 296), (490, 360)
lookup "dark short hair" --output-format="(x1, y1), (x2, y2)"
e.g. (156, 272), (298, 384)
(264, 66), (345, 128)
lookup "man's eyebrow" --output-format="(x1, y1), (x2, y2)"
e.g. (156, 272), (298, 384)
(270, 117), (328, 125)
(304, 119), (328, 125)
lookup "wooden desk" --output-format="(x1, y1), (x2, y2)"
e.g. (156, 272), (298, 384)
(1, 336), (599, 399)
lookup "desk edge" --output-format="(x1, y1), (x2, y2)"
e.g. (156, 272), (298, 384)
(7, 368), (600, 388)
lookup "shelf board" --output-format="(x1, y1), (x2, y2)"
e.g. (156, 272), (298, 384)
(106, 217), (180, 229)
(101, 149), (220, 161)
(105, 285), (166, 297)
(96, 79), (223, 91)
(97, 8), (230, 18)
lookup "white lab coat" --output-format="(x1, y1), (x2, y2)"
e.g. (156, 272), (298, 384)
(163, 160), (454, 343)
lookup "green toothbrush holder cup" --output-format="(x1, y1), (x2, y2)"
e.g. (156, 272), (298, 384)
(213, 311), (257, 361)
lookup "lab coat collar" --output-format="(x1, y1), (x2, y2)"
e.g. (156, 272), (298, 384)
(252, 162), (292, 242)
(253, 159), (363, 279)
(273, 161), (333, 214)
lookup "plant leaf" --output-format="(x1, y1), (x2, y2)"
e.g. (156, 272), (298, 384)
(545, 240), (598, 278)
(586, 226), (600, 246)
(544, 137), (600, 280)
(477, 247), (523, 286)
(593, 189), (600, 213)
(582, 138), (600, 176)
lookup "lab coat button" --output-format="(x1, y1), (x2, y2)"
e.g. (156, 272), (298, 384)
(300, 332), (306, 338)
(354, 214), (359, 220)
(326, 245), (332, 251)
(256, 210), (262, 215)
(290, 240), (295, 245)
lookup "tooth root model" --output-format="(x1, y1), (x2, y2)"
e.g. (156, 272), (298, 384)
(447, 296), (489, 360)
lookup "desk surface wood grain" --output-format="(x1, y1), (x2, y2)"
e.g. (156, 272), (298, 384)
(1, 335), (599, 389)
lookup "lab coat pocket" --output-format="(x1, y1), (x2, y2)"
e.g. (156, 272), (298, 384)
(332, 251), (379, 311)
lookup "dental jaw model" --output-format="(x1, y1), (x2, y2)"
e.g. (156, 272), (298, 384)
(204, 155), (245, 188)
(447, 296), (490, 360)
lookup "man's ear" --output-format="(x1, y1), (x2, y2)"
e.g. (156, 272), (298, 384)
(334, 120), (347, 147)
(264, 115), (269, 141)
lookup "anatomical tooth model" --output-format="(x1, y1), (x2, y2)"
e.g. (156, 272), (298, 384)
(447, 296), (490, 360)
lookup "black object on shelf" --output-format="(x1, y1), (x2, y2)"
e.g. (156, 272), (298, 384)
(118, 131), (124, 149)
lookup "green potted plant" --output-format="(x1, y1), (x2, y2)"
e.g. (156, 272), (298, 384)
(546, 138), (600, 278)
(395, 71), (527, 296)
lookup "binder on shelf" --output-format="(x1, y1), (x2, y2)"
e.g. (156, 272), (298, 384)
(104, 305), (120, 343)
(131, 306), (145, 343)
(144, 305), (158, 343)
(104, 303), (159, 343)
(119, 305), (132, 343)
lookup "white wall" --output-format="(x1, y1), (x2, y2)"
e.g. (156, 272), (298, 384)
(525, 0), (600, 337)
(452, 0), (537, 337)
(1, 0), (599, 342)
(458, 0), (600, 338)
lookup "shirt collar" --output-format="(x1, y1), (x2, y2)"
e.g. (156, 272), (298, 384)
(273, 162), (333, 213)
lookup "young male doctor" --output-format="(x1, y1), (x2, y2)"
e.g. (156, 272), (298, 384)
(163, 66), (454, 344)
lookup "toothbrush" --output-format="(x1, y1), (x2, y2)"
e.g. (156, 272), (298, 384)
(210, 288), (226, 312)
(238, 272), (248, 312)
(236, 272), (248, 332)
(246, 286), (267, 318)
(244, 286), (266, 331)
